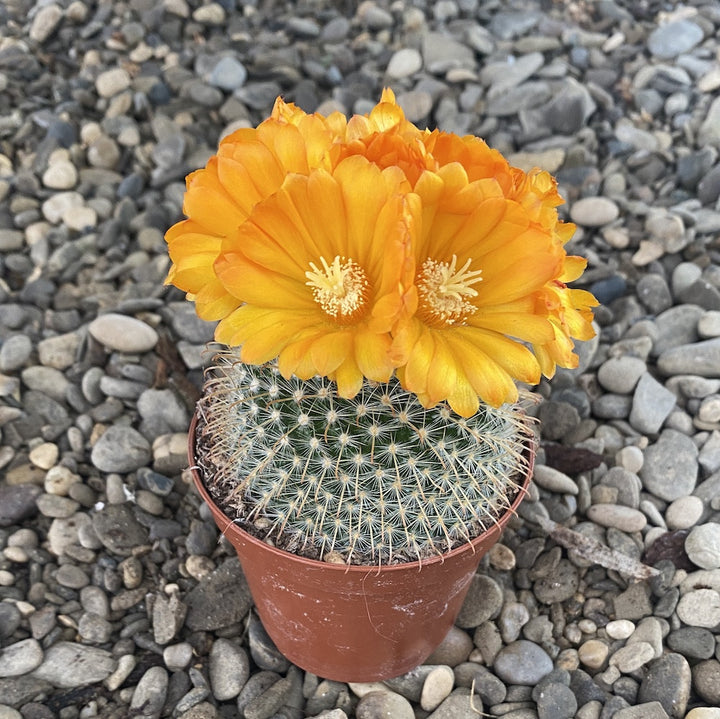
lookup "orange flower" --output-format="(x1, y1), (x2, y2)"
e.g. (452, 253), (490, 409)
(392, 154), (595, 416)
(212, 156), (416, 398)
(165, 89), (597, 414)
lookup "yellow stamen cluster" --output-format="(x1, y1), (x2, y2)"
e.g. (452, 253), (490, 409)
(418, 254), (483, 326)
(305, 256), (369, 322)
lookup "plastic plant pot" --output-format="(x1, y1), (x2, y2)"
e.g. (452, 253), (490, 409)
(188, 412), (534, 682)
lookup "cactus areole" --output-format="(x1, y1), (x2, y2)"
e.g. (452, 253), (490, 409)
(188, 352), (536, 681)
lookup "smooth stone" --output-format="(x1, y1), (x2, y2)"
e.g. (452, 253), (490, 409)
(665, 495), (704, 530)
(0, 639), (44, 678)
(676, 589), (720, 627)
(606, 619), (635, 640)
(96, 68), (131, 98)
(453, 662), (506, 705)
(88, 313), (159, 353)
(208, 56), (247, 91)
(610, 642), (655, 673)
(640, 430), (698, 502)
(666, 627), (716, 660)
(597, 357), (646, 394)
(684, 523), (720, 569)
(92, 504), (149, 556)
(425, 689), (479, 719)
(686, 709), (720, 719)
(578, 639), (609, 670)
(493, 640), (553, 685)
(533, 465), (578, 495)
(163, 642), (194, 671)
(533, 559), (579, 604)
(0, 484), (42, 527)
(0, 335), (32, 372)
(31, 642), (116, 688)
(648, 19), (704, 59)
(658, 338), (720, 377)
(386, 48), (423, 79)
(692, 660), (720, 706)
(129, 666), (168, 719)
(424, 626), (473, 667)
(356, 690), (414, 719)
(534, 681), (577, 719)
(455, 575), (502, 628)
(90, 425), (152, 473)
(209, 638), (249, 701)
(638, 653), (691, 718)
(629, 373), (677, 434)
(42, 161), (77, 190)
(570, 197), (619, 227)
(184, 558), (252, 631)
(586, 504), (646, 532)
(420, 665), (454, 711)
(29, 4), (63, 42)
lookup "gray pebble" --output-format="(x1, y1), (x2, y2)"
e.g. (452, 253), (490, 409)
(130, 666), (168, 719)
(356, 690), (414, 719)
(209, 638), (249, 700)
(32, 642), (117, 688)
(638, 653), (691, 718)
(630, 373), (677, 434)
(640, 430), (698, 502)
(684, 523), (720, 569)
(455, 574), (502, 628)
(493, 640), (553, 685)
(0, 638), (44, 678)
(90, 425), (152, 473)
(88, 313), (159, 353)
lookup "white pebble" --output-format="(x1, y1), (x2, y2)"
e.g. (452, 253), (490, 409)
(605, 619), (635, 640)
(665, 496), (704, 530)
(685, 523), (720, 569)
(615, 445), (644, 473)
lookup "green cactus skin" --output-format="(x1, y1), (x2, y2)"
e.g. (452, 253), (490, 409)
(195, 350), (535, 565)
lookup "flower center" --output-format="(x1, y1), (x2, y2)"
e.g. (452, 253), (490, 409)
(417, 254), (482, 326)
(305, 255), (369, 322)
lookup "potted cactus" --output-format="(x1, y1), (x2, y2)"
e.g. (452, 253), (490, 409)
(165, 90), (597, 681)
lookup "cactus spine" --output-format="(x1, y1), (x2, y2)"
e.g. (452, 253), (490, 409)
(196, 349), (533, 564)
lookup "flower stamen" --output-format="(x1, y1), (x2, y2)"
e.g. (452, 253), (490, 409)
(306, 256), (369, 322)
(418, 254), (482, 326)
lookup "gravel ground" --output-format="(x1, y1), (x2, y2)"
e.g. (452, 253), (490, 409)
(2, 0), (720, 717)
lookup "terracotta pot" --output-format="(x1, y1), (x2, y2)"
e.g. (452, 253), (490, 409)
(188, 412), (534, 682)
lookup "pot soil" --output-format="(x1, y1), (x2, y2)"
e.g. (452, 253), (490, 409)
(188, 412), (534, 682)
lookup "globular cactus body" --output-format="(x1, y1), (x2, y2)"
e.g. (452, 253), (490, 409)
(196, 350), (533, 564)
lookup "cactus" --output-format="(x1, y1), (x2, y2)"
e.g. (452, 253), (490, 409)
(195, 349), (534, 565)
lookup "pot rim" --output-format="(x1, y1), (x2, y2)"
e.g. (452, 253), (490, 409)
(188, 410), (535, 574)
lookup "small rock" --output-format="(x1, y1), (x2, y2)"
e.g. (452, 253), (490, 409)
(129, 666), (168, 719)
(209, 638), (249, 701)
(29, 4), (63, 42)
(648, 19), (704, 59)
(570, 197), (619, 227)
(684, 523), (720, 569)
(420, 665), (454, 711)
(640, 430), (698, 502)
(638, 653), (691, 718)
(676, 589), (720, 628)
(95, 68), (131, 98)
(184, 558), (252, 631)
(32, 642), (116, 688)
(0, 639), (44, 677)
(386, 48), (423, 79)
(356, 690), (414, 719)
(586, 504), (647, 532)
(665, 495), (704, 530)
(455, 575), (502, 628)
(493, 640), (553, 685)
(90, 425), (152, 473)
(88, 313), (159, 353)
